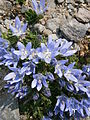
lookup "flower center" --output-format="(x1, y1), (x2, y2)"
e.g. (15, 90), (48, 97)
(65, 70), (71, 77)
(32, 51), (37, 58)
(21, 49), (28, 57)
(38, 79), (41, 84)
(43, 49), (51, 59)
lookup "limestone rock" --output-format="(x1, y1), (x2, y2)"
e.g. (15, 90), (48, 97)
(75, 8), (90, 23)
(0, 0), (12, 15)
(59, 16), (88, 41)
(57, 0), (64, 4)
(34, 24), (45, 33)
(46, 18), (60, 33)
(0, 68), (20, 120)
(0, 93), (20, 120)
(43, 29), (52, 36)
(48, 0), (56, 9)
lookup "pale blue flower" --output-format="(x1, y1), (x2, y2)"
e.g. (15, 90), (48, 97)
(4, 48), (19, 67)
(10, 16), (27, 36)
(38, 36), (59, 63)
(42, 87), (51, 97)
(64, 62), (81, 82)
(0, 37), (9, 49)
(59, 39), (77, 57)
(54, 59), (68, 78)
(4, 67), (24, 84)
(0, 48), (7, 65)
(46, 72), (55, 82)
(54, 95), (68, 118)
(31, 73), (48, 91)
(83, 65), (90, 76)
(20, 61), (35, 75)
(32, 0), (48, 15)
(14, 42), (31, 60)
(15, 87), (28, 99)
(33, 93), (39, 100)
(28, 48), (40, 64)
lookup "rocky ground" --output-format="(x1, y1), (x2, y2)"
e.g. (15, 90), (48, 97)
(0, 0), (90, 120)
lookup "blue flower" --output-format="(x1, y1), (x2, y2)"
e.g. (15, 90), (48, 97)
(4, 67), (26, 98)
(54, 95), (90, 118)
(72, 74), (90, 97)
(54, 95), (68, 118)
(32, 0), (48, 15)
(46, 72), (55, 82)
(42, 87), (51, 97)
(9, 16), (27, 36)
(83, 65), (90, 76)
(0, 48), (7, 65)
(59, 39), (77, 57)
(66, 83), (74, 92)
(31, 73), (48, 91)
(15, 87), (28, 99)
(28, 48), (40, 64)
(33, 93), (39, 100)
(0, 37), (9, 49)
(4, 48), (19, 67)
(59, 78), (66, 88)
(14, 42), (31, 60)
(20, 61), (35, 75)
(65, 98), (82, 116)
(81, 98), (90, 116)
(54, 59), (68, 78)
(4, 67), (25, 84)
(5, 82), (27, 99)
(64, 62), (82, 82)
(38, 36), (60, 63)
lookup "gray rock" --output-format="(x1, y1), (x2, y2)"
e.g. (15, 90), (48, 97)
(67, 4), (74, 10)
(50, 34), (58, 40)
(0, 25), (7, 33)
(34, 23), (45, 33)
(46, 18), (60, 33)
(5, 1), (12, 10)
(75, 0), (84, 3)
(21, 5), (30, 13)
(4, 19), (11, 29)
(75, 8), (90, 23)
(57, 0), (64, 4)
(0, 0), (12, 15)
(0, 0), (12, 10)
(48, 0), (56, 8)
(0, 93), (20, 120)
(59, 16), (88, 41)
(66, 0), (74, 4)
(85, 0), (90, 4)
(0, 68), (20, 120)
(43, 29), (52, 36)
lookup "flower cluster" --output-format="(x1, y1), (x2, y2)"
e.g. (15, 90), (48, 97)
(0, 15), (90, 120)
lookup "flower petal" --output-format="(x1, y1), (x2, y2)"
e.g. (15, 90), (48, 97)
(15, 16), (21, 30)
(31, 79), (37, 88)
(17, 42), (25, 50)
(21, 23), (27, 32)
(37, 83), (42, 91)
(26, 42), (32, 52)
(9, 24), (17, 34)
(4, 72), (15, 80)
(43, 79), (48, 87)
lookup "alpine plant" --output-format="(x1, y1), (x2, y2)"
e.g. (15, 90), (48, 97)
(0, 15), (90, 120)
